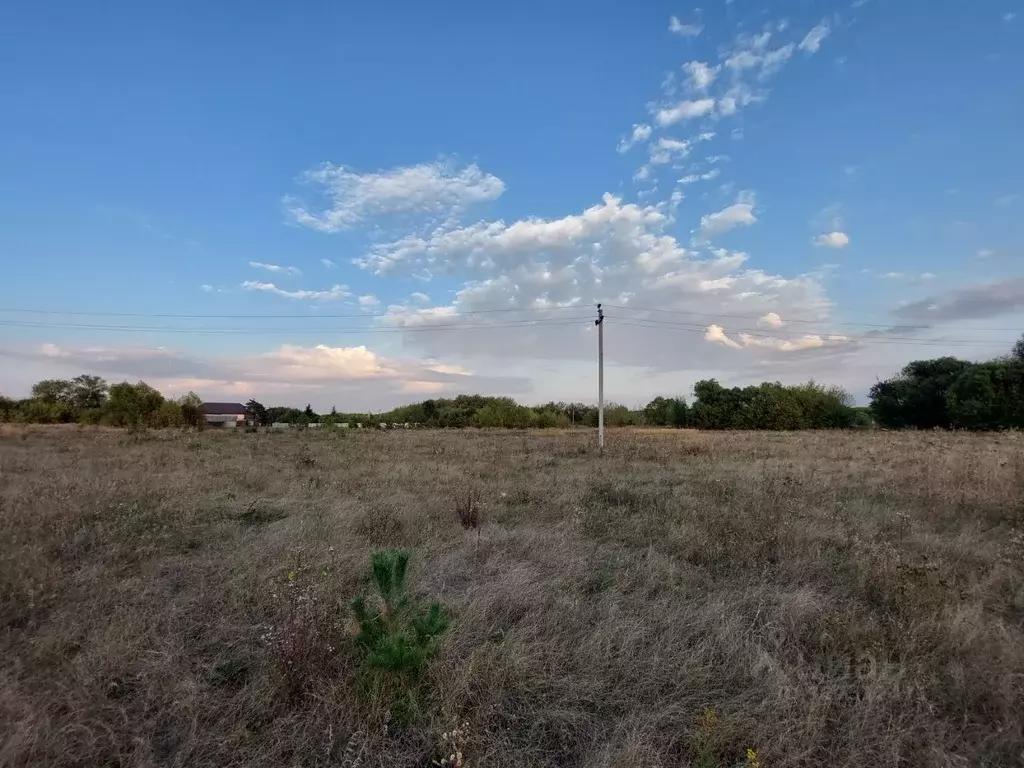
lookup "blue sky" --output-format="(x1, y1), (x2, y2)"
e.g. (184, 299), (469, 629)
(1, 0), (1022, 409)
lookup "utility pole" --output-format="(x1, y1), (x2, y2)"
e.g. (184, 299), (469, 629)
(596, 303), (604, 453)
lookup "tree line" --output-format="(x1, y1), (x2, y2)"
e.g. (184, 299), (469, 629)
(868, 336), (1024, 430)
(0, 375), (204, 428)
(242, 381), (863, 430)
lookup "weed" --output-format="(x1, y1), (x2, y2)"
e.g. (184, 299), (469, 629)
(435, 721), (472, 767)
(454, 488), (481, 555)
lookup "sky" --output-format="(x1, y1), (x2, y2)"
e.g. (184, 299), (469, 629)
(1, 0), (1022, 411)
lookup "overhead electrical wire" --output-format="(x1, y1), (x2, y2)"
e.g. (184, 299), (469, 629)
(0, 305), (586, 320)
(0, 316), (592, 336)
(609, 318), (1013, 348)
(604, 303), (1023, 334)
(0, 303), (1016, 348)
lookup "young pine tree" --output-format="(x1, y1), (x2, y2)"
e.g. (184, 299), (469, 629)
(350, 549), (448, 676)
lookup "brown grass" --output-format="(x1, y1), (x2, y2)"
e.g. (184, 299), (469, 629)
(1, 425), (1023, 767)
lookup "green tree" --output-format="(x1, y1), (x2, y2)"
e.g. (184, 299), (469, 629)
(350, 549), (449, 675)
(70, 374), (108, 409)
(870, 357), (974, 429)
(245, 398), (268, 426)
(152, 400), (185, 428)
(179, 391), (204, 427)
(947, 360), (1024, 430)
(106, 381), (165, 427)
(31, 379), (73, 404)
(1012, 334), (1024, 363)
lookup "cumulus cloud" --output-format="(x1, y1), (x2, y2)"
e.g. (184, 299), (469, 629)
(813, 231), (850, 248)
(340, 192), (842, 380)
(656, 98), (716, 126)
(799, 23), (831, 53)
(669, 16), (703, 36)
(705, 324), (742, 349)
(285, 160), (505, 232)
(705, 325), (852, 353)
(759, 312), (784, 328)
(698, 201), (757, 238)
(617, 124), (652, 153)
(242, 280), (351, 301)
(321, 258), (336, 268)
(894, 277), (1024, 321)
(200, 284), (214, 292)
(358, 294), (380, 307)
(249, 261), (301, 276)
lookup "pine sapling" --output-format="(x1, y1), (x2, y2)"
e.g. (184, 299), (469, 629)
(350, 549), (449, 677)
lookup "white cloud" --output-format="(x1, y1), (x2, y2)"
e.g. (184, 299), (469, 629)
(345, 192), (844, 382)
(760, 44), (795, 76)
(737, 333), (843, 352)
(656, 98), (716, 126)
(994, 193), (1021, 207)
(618, 123), (652, 153)
(249, 261), (301, 276)
(725, 50), (762, 71)
(683, 61), (719, 91)
(759, 312), (784, 328)
(649, 137), (692, 165)
(976, 248), (993, 259)
(678, 169), (721, 185)
(358, 294), (379, 307)
(725, 43), (795, 79)
(321, 258), (336, 268)
(242, 280), (351, 301)
(813, 231), (850, 248)
(705, 324), (742, 349)
(410, 292), (431, 304)
(669, 16), (703, 36)
(286, 160), (505, 232)
(799, 23), (831, 53)
(200, 284), (213, 292)
(706, 325), (851, 353)
(698, 201), (757, 238)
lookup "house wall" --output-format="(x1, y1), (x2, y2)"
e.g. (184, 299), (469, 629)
(204, 414), (245, 428)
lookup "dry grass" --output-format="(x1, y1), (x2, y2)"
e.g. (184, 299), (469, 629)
(1, 425), (1023, 767)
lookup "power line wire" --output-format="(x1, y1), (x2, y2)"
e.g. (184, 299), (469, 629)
(0, 317), (593, 336)
(604, 303), (1023, 334)
(610, 318), (1011, 348)
(0, 305), (586, 320)
(608, 315), (1011, 345)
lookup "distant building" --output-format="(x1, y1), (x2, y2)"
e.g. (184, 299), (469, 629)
(201, 402), (247, 428)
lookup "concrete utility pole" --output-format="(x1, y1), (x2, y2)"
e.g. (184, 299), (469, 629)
(596, 303), (605, 453)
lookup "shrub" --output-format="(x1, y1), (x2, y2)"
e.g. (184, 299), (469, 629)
(350, 549), (449, 677)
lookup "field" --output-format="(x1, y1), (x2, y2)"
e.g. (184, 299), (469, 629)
(1, 426), (1023, 767)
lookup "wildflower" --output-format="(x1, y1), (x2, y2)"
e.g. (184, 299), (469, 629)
(746, 747), (761, 767)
